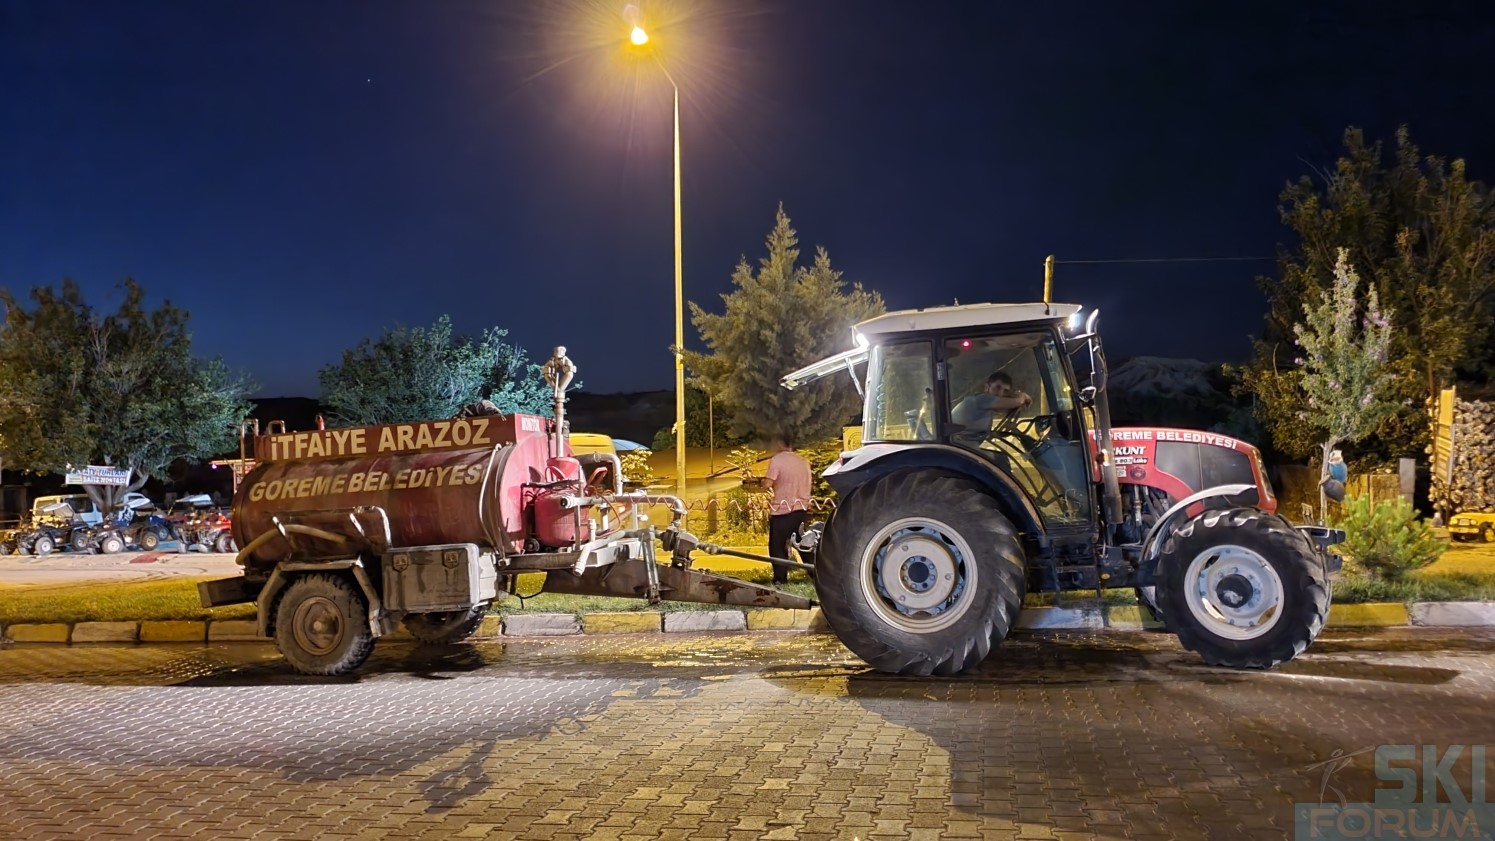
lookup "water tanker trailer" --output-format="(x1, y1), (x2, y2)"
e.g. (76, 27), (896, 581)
(200, 347), (812, 675)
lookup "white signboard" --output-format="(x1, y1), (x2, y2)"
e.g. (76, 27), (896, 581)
(65, 465), (131, 487)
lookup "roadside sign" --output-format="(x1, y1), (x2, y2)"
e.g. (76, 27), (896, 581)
(65, 465), (131, 487)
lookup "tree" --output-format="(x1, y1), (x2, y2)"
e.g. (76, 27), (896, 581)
(0, 279), (254, 510)
(1293, 249), (1397, 520)
(1245, 126), (1495, 464)
(318, 315), (555, 426)
(684, 205), (884, 445)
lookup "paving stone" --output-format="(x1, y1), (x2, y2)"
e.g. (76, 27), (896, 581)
(502, 613), (581, 636)
(0, 627), (1490, 841)
(206, 620), (260, 642)
(1328, 602), (1410, 626)
(744, 609), (814, 630)
(582, 612), (661, 634)
(139, 621), (205, 643)
(4, 623), (70, 643)
(72, 622), (139, 643)
(663, 611), (747, 632)
(1016, 607), (1103, 630)
(1410, 601), (1495, 626)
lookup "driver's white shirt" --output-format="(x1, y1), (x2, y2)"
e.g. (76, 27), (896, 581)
(951, 392), (1001, 428)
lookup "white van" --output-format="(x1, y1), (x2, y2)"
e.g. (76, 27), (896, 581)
(31, 492), (152, 525)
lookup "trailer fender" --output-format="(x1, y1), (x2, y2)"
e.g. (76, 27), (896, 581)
(824, 443), (1046, 545)
(256, 560), (389, 639)
(1134, 483), (1256, 585)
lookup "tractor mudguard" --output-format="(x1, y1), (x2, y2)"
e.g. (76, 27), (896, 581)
(1134, 483), (1258, 585)
(824, 443), (1047, 546)
(256, 560), (389, 639)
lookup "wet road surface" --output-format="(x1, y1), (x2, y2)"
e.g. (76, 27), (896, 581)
(1, 628), (1492, 840)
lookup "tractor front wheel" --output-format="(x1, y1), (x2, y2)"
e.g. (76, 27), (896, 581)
(273, 574), (376, 676)
(1156, 508), (1328, 669)
(404, 606), (490, 645)
(816, 470), (1026, 676)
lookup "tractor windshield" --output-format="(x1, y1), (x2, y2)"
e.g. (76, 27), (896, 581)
(943, 331), (1092, 528)
(862, 340), (937, 442)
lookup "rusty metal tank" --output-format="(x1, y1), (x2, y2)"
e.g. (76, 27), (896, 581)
(231, 414), (556, 568)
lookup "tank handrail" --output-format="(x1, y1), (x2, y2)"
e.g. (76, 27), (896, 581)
(235, 522), (357, 567)
(476, 443), (511, 560)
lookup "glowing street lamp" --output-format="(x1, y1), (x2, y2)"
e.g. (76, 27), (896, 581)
(625, 9), (687, 501)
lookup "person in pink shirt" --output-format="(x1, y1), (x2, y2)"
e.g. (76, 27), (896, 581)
(763, 433), (813, 585)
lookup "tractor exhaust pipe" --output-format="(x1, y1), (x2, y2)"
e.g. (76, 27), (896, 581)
(1087, 318), (1124, 533)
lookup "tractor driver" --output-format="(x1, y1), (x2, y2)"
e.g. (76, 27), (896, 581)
(951, 371), (1032, 431)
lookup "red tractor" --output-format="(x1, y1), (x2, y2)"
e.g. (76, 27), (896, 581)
(783, 302), (1342, 675)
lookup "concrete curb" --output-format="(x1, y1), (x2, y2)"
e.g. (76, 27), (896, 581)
(3, 601), (1492, 645)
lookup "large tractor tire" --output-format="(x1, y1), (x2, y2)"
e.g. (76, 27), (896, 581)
(137, 530), (160, 551)
(273, 573), (376, 676)
(404, 606), (489, 645)
(1156, 507), (1329, 669)
(816, 470), (1026, 677)
(99, 534), (126, 555)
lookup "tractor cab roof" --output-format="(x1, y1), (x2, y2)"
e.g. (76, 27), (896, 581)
(782, 302), (1085, 391)
(854, 302), (1083, 341)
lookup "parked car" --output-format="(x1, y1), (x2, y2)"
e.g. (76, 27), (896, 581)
(29, 492), (152, 526)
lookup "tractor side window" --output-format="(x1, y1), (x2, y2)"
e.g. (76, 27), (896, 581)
(1154, 442), (1201, 489)
(1200, 445), (1253, 488)
(863, 341), (935, 442)
(942, 331), (1092, 528)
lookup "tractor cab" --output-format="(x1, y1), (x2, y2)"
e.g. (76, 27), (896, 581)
(786, 302), (1114, 540)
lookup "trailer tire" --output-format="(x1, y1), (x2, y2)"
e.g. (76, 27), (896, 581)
(817, 470), (1025, 677)
(33, 535), (56, 556)
(404, 606), (489, 645)
(273, 573), (376, 676)
(1156, 507), (1328, 669)
(138, 530), (160, 551)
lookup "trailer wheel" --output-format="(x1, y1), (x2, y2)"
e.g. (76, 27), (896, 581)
(1156, 508), (1328, 669)
(99, 534), (125, 555)
(273, 573), (376, 676)
(33, 535), (56, 556)
(817, 470), (1026, 677)
(138, 530), (160, 551)
(404, 606), (489, 645)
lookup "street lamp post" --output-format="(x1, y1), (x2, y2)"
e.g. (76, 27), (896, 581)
(629, 22), (688, 502)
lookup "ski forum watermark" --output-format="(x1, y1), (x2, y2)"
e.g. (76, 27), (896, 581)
(1296, 744), (1491, 839)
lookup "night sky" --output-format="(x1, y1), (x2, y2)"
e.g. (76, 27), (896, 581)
(3, 1), (1492, 398)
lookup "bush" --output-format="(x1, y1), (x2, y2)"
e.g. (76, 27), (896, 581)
(718, 485), (770, 535)
(619, 450), (654, 488)
(1332, 494), (1446, 581)
(795, 437), (844, 502)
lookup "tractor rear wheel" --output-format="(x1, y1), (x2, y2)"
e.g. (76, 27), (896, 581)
(33, 535), (56, 556)
(404, 606), (489, 644)
(817, 470), (1026, 676)
(99, 534), (125, 555)
(138, 530), (160, 551)
(1156, 508), (1328, 669)
(273, 573), (376, 676)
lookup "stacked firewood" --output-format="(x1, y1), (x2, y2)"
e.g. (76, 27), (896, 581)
(1431, 398), (1495, 513)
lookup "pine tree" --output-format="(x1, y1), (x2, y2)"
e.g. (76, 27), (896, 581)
(685, 205), (884, 444)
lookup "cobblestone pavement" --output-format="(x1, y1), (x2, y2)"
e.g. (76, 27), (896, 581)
(0, 628), (1492, 840)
